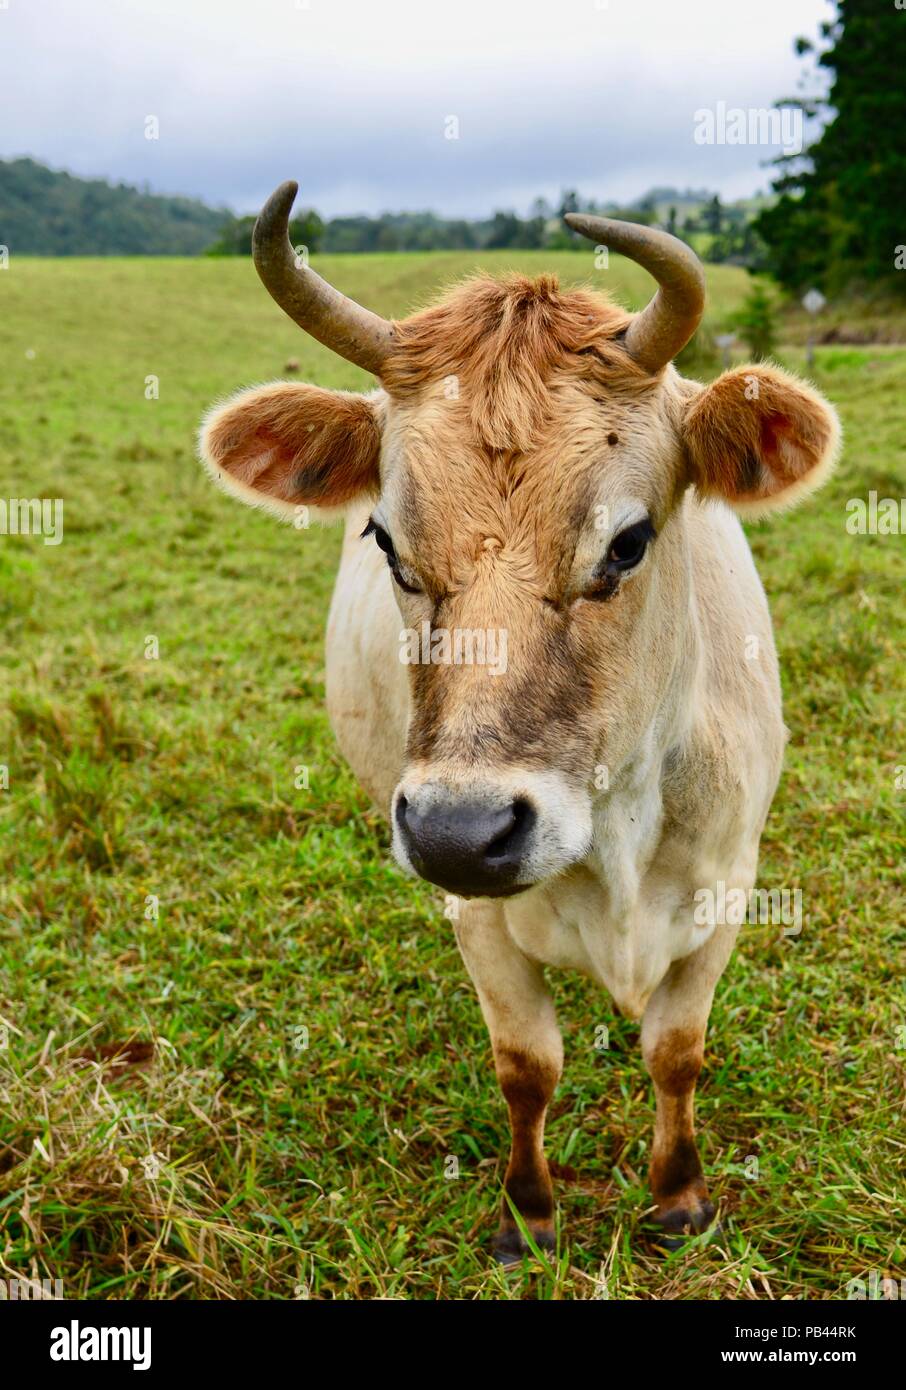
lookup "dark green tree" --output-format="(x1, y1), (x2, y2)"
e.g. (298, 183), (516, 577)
(702, 195), (723, 236)
(755, 0), (906, 293)
(557, 189), (581, 218)
(206, 208), (324, 256)
(484, 210), (545, 249)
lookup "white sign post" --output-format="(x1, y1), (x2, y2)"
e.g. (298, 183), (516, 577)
(802, 288), (826, 368)
(715, 332), (736, 371)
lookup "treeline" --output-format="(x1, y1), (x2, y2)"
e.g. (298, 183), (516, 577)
(1, 157), (769, 268)
(205, 192), (657, 256)
(206, 190), (767, 261)
(0, 158), (229, 255)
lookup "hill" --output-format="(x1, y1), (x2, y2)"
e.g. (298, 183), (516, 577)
(0, 158), (231, 255)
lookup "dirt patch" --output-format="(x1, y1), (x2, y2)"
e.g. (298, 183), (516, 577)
(818, 323), (906, 345)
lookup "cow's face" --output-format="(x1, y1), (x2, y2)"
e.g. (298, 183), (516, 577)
(201, 276), (839, 899)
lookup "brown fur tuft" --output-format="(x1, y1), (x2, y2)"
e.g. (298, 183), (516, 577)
(381, 274), (639, 452)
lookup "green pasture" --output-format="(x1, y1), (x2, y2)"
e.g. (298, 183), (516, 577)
(0, 251), (903, 1299)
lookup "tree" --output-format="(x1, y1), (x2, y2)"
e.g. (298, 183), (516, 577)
(484, 210), (545, 249)
(702, 195), (723, 236)
(557, 189), (581, 218)
(733, 281), (778, 359)
(205, 208), (323, 256)
(755, 0), (906, 294)
(705, 218), (770, 270)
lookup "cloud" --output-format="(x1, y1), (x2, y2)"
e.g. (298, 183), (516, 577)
(0, 0), (831, 214)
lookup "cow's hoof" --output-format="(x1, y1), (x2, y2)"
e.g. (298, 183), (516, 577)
(646, 1196), (717, 1252)
(492, 1223), (555, 1268)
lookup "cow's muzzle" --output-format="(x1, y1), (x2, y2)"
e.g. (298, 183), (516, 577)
(394, 790), (537, 898)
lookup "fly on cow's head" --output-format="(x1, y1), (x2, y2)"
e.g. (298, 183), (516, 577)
(200, 181), (841, 899)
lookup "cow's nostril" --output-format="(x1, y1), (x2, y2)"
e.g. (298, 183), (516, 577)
(484, 807), (517, 859)
(485, 799), (533, 860)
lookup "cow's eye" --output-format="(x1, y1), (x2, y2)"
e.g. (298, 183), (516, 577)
(362, 517), (422, 594)
(584, 517), (655, 601)
(607, 518), (655, 571)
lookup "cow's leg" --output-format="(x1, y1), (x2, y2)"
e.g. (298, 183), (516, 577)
(640, 924), (737, 1245)
(453, 898), (563, 1265)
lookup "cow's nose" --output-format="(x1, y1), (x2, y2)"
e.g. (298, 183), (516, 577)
(395, 794), (536, 897)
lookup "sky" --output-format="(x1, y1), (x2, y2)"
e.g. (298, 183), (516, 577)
(0, 0), (833, 217)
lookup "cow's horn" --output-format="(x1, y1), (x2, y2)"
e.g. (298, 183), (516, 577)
(252, 180), (396, 375)
(564, 213), (705, 373)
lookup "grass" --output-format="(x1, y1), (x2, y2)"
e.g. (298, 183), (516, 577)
(0, 251), (903, 1300)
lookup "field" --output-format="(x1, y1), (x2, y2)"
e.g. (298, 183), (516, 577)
(0, 251), (903, 1300)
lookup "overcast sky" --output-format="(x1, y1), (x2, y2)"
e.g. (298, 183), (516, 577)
(0, 0), (832, 217)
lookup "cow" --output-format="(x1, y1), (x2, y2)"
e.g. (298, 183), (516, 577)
(199, 181), (840, 1261)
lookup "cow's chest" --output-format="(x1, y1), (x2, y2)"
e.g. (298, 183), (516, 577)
(503, 872), (715, 1020)
(502, 787), (717, 1019)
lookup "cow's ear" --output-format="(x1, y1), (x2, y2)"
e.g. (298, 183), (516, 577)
(199, 381), (382, 521)
(681, 365), (841, 516)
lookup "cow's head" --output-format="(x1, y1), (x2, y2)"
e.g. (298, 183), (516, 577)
(200, 182), (840, 899)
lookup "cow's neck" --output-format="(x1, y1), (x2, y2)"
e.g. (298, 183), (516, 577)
(589, 523), (704, 916)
